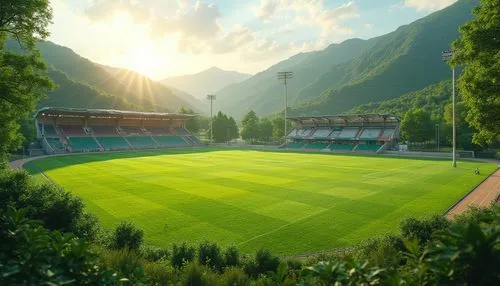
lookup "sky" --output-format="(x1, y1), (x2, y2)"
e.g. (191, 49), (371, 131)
(48, 0), (458, 80)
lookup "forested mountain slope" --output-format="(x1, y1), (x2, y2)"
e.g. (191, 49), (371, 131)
(292, 0), (475, 116)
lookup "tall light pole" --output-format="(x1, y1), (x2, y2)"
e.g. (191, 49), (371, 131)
(442, 50), (457, 168)
(277, 71), (293, 142)
(207, 94), (216, 143)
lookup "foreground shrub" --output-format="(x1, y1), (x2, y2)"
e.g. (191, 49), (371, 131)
(100, 248), (144, 282)
(142, 245), (170, 262)
(0, 207), (120, 285)
(171, 242), (196, 268)
(400, 215), (450, 246)
(354, 234), (405, 268)
(198, 240), (224, 271)
(418, 213), (500, 285)
(244, 249), (280, 277)
(0, 169), (99, 239)
(300, 259), (386, 285)
(222, 267), (250, 286)
(143, 261), (177, 285)
(112, 221), (144, 250)
(224, 245), (241, 267)
(181, 262), (219, 286)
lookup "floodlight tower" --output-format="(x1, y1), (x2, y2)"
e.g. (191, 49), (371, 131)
(441, 50), (457, 168)
(207, 94), (216, 143)
(277, 71), (293, 142)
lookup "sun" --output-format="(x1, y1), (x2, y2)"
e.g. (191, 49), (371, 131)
(127, 44), (156, 77)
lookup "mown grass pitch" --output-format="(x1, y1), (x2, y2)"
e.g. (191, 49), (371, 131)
(24, 149), (496, 255)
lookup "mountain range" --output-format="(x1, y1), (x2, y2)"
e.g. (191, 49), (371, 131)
(215, 0), (476, 119)
(161, 67), (251, 100)
(3, 0), (477, 121)
(5, 40), (204, 113)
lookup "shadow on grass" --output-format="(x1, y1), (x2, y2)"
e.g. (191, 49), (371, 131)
(23, 146), (487, 175)
(23, 147), (219, 174)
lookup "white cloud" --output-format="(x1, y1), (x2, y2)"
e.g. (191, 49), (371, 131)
(211, 26), (255, 54)
(404, 0), (458, 12)
(153, 1), (221, 40)
(255, 0), (358, 36)
(257, 0), (278, 20)
(86, 0), (152, 22)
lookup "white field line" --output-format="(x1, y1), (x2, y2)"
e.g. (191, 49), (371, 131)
(237, 208), (328, 247)
(361, 162), (430, 179)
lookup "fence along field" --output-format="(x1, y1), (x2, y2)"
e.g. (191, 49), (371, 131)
(24, 149), (496, 255)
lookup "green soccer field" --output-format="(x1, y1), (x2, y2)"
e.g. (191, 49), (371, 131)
(24, 149), (497, 255)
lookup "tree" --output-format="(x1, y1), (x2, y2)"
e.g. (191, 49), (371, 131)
(241, 111), (259, 143)
(210, 111), (238, 143)
(443, 102), (480, 150)
(0, 0), (54, 153)
(400, 109), (434, 142)
(452, 0), (500, 145)
(271, 115), (292, 139)
(179, 107), (199, 134)
(258, 118), (274, 142)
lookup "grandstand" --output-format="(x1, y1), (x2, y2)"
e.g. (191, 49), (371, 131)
(35, 107), (203, 154)
(283, 114), (400, 153)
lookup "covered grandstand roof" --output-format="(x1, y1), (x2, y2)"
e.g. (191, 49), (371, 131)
(288, 114), (399, 125)
(35, 107), (196, 120)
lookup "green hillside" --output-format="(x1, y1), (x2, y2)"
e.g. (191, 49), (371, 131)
(216, 38), (377, 119)
(293, 0), (475, 116)
(36, 41), (197, 112)
(346, 80), (453, 120)
(5, 40), (197, 112)
(40, 69), (135, 110)
(99, 64), (205, 113)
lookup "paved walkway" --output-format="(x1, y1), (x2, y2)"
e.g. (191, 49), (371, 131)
(446, 169), (500, 219)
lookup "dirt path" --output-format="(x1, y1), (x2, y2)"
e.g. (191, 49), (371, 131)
(446, 169), (500, 219)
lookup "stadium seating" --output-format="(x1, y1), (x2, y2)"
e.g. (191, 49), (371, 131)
(60, 125), (86, 136)
(183, 135), (202, 145)
(175, 127), (190, 135)
(285, 142), (305, 148)
(69, 137), (100, 152)
(310, 128), (332, 139)
(154, 136), (189, 147)
(45, 137), (65, 152)
(305, 142), (329, 149)
(121, 126), (144, 134)
(43, 124), (58, 137)
(127, 136), (157, 149)
(147, 127), (172, 135)
(357, 144), (381, 152)
(336, 128), (360, 140)
(329, 128), (342, 138)
(288, 128), (314, 138)
(90, 125), (117, 136)
(97, 137), (130, 150)
(329, 144), (354, 151)
(379, 128), (395, 140)
(359, 128), (382, 140)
